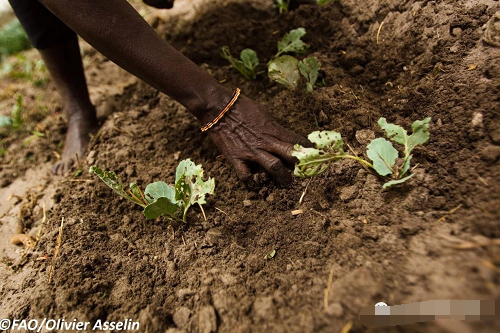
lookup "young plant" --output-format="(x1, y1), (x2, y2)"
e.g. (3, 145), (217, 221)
(0, 95), (25, 131)
(291, 117), (431, 188)
(275, 0), (290, 13)
(276, 28), (308, 57)
(268, 55), (300, 91)
(90, 159), (215, 222)
(0, 19), (31, 59)
(221, 46), (260, 80)
(298, 57), (320, 92)
(317, 0), (338, 5)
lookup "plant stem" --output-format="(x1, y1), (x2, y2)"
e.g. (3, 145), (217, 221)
(298, 154), (374, 169)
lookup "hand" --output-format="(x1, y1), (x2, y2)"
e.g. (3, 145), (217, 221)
(143, 0), (174, 9)
(206, 95), (312, 186)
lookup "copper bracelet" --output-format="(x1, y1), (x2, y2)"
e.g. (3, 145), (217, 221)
(201, 88), (241, 132)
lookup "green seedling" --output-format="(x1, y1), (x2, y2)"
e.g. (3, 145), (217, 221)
(0, 54), (47, 86)
(276, 28), (308, 57)
(22, 131), (44, 146)
(317, 0), (338, 5)
(221, 46), (260, 80)
(90, 159), (215, 222)
(0, 95), (25, 131)
(268, 55), (300, 91)
(275, 0), (290, 13)
(291, 117), (431, 188)
(298, 57), (320, 92)
(265, 249), (276, 260)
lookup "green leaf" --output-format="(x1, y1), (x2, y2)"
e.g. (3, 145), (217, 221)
(307, 130), (343, 151)
(382, 174), (414, 189)
(240, 49), (259, 73)
(298, 57), (320, 92)
(265, 249), (276, 260)
(89, 166), (145, 207)
(276, 28), (308, 56)
(174, 159), (215, 221)
(275, 0), (289, 13)
(291, 131), (346, 178)
(366, 138), (398, 176)
(145, 181), (176, 204)
(408, 118), (431, 151)
(268, 55), (300, 91)
(221, 46), (258, 80)
(143, 197), (179, 220)
(317, 0), (338, 5)
(0, 115), (13, 128)
(291, 145), (328, 177)
(378, 117), (431, 155)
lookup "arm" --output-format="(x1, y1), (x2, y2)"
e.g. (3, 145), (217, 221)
(39, 0), (310, 184)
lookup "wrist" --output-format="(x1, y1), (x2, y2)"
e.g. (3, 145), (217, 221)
(189, 84), (235, 126)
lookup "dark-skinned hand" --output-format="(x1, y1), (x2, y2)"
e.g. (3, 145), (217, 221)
(205, 95), (312, 186)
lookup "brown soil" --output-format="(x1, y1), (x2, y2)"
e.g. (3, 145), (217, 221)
(1, 0), (500, 332)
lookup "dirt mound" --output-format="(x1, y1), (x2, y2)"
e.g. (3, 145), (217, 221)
(1, 0), (500, 332)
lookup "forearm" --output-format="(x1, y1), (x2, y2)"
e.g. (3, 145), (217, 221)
(38, 0), (231, 123)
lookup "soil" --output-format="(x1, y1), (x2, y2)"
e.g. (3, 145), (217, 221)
(1, 0), (500, 332)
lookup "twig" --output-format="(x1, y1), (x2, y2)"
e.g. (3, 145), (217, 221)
(437, 204), (463, 222)
(340, 321), (353, 333)
(324, 268), (334, 311)
(299, 179), (312, 205)
(478, 176), (488, 186)
(35, 201), (47, 241)
(215, 207), (233, 221)
(198, 203), (207, 221)
(181, 235), (186, 246)
(376, 21), (385, 44)
(48, 217), (64, 284)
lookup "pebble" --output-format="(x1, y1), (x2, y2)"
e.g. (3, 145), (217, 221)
(86, 150), (97, 165)
(471, 112), (483, 127)
(325, 303), (344, 317)
(205, 228), (222, 246)
(198, 306), (217, 333)
(177, 288), (196, 299)
(243, 199), (252, 207)
(339, 185), (358, 201)
(480, 145), (500, 163)
(355, 129), (375, 145)
(173, 307), (191, 328)
(490, 127), (500, 145)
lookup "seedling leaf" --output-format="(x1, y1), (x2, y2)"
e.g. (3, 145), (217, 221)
(298, 57), (320, 92)
(240, 49), (259, 73)
(89, 166), (145, 207)
(145, 181), (176, 204)
(144, 197), (179, 220)
(275, 0), (289, 13)
(175, 159), (215, 221)
(382, 174), (414, 189)
(265, 249), (276, 260)
(307, 130), (343, 150)
(378, 117), (431, 155)
(366, 138), (398, 176)
(268, 55), (300, 91)
(276, 28), (308, 56)
(221, 46), (259, 80)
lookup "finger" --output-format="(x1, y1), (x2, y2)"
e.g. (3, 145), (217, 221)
(265, 137), (298, 165)
(273, 124), (314, 148)
(252, 150), (293, 186)
(228, 158), (252, 184)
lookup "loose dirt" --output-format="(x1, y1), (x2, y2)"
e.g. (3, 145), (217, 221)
(1, 0), (499, 332)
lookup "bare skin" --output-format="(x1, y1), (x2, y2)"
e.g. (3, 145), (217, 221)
(38, 35), (98, 175)
(37, 0), (313, 182)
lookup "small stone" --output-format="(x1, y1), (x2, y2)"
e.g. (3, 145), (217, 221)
(326, 303), (344, 317)
(339, 185), (358, 201)
(266, 193), (275, 202)
(490, 127), (500, 144)
(122, 216), (131, 224)
(361, 226), (379, 241)
(436, 118), (443, 127)
(205, 228), (222, 246)
(480, 145), (500, 163)
(471, 112), (483, 127)
(355, 129), (375, 145)
(399, 222), (420, 237)
(86, 150), (97, 165)
(451, 27), (462, 37)
(243, 199), (252, 207)
(198, 306), (217, 333)
(177, 289), (196, 299)
(173, 307), (191, 328)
